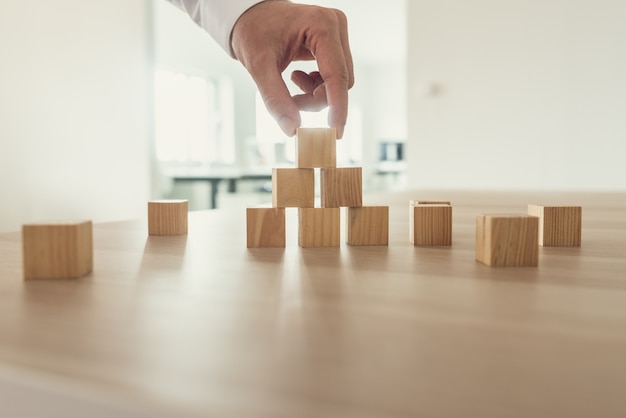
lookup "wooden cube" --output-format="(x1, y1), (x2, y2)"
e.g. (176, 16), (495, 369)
(320, 167), (363, 208)
(22, 221), (93, 279)
(272, 168), (314, 208)
(476, 214), (539, 267)
(246, 207), (286, 248)
(298, 208), (340, 248)
(528, 205), (582, 247)
(410, 201), (452, 246)
(296, 127), (337, 168)
(346, 206), (389, 246)
(148, 200), (188, 235)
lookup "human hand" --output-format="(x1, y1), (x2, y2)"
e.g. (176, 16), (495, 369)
(231, 0), (354, 138)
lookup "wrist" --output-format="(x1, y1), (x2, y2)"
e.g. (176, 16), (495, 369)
(230, 0), (290, 59)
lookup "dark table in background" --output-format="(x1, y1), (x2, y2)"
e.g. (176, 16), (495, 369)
(168, 167), (273, 209)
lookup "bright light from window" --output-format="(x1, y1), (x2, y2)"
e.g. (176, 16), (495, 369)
(154, 70), (234, 166)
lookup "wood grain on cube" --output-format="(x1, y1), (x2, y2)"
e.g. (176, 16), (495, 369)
(298, 208), (340, 248)
(320, 167), (362, 208)
(148, 200), (188, 236)
(410, 202), (452, 246)
(246, 207), (286, 248)
(22, 221), (93, 279)
(346, 206), (389, 246)
(476, 214), (539, 267)
(296, 128), (337, 168)
(272, 168), (314, 208)
(528, 205), (582, 247)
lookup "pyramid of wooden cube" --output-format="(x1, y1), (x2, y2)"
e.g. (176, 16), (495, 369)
(296, 128), (337, 168)
(476, 214), (539, 267)
(299, 207), (340, 247)
(321, 167), (362, 208)
(410, 201), (452, 246)
(346, 206), (389, 246)
(148, 200), (188, 235)
(528, 205), (582, 247)
(22, 221), (93, 279)
(246, 127), (376, 249)
(246, 207), (286, 248)
(272, 168), (314, 208)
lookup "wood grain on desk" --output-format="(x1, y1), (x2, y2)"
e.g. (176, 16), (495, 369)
(1, 191), (626, 418)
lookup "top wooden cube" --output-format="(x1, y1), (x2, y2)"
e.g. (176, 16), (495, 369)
(296, 128), (336, 168)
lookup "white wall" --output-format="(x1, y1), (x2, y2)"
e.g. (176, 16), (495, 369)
(0, 1), (152, 232)
(407, 0), (626, 190)
(356, 64), (407, 185)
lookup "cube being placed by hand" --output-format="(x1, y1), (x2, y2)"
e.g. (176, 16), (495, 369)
(296, 128), (337, 169)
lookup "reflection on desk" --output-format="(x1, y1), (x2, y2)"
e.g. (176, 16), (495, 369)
(1, 190), (626, 418)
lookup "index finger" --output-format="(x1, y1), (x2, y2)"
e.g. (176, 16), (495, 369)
(308, 12), (352, 138)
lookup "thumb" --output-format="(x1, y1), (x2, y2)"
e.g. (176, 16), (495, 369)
(255, 70), (301, 137)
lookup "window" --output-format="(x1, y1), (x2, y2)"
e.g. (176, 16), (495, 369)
(154, 70), (235, 166)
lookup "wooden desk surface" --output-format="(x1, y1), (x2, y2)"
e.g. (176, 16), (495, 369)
(1, 191), (625, 417)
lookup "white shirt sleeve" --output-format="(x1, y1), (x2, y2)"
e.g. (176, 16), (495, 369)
(166, 0), (263, 57)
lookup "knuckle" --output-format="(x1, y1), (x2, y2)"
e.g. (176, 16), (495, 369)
(347, 73), (355, 89)
(332, 9), (348, 27)
(310, 7), (335, 22)
(308, 7), (341, 34)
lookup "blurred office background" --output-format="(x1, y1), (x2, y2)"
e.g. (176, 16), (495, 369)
(1, 0), (624, 232)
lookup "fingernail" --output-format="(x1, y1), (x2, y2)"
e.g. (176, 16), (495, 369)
(279, 116), (297, 137)
(336, 126), (344, 139)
